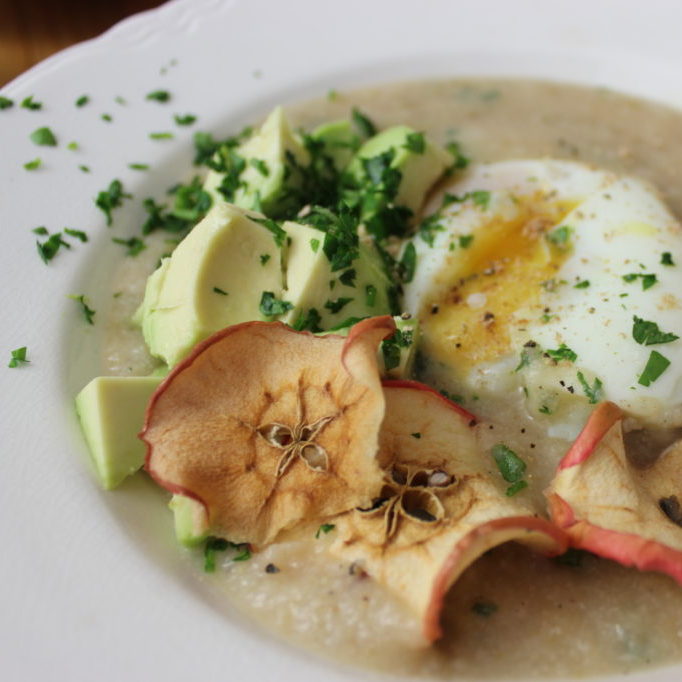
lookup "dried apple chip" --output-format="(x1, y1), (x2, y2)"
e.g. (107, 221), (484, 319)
(547, 401), (682, 584)
(142, 316), (396, 546)
(331, 380), (568, 642)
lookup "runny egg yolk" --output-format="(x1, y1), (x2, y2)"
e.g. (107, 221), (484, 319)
(422, 194), (575, 374)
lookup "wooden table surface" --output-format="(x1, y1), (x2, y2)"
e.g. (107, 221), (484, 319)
(0, 0), (165, 86)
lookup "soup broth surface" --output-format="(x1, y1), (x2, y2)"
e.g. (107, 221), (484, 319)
(102, 79), (682, 679)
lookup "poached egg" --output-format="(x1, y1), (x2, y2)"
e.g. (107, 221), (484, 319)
(404, 160), (682, 435)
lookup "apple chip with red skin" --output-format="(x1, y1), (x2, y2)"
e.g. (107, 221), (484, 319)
(331, 380), (568, 642)
(141, 316), (395, 547)
(546, 401), (682, 584)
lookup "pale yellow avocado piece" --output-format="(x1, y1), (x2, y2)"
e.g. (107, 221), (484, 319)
(204, 107), (309, 218)
(137, 202), (285, 367)
(311, 119), (357, 171)
(348, 125), (453, 214)
(75, 375), (162, 489)
(169, 495), (209, 547)
(280, 220), (391, 329)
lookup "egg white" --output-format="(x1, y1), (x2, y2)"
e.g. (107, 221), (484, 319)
(405, 160), (682, 433)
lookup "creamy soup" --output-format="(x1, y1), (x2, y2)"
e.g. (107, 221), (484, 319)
(101, 79), (682, 678)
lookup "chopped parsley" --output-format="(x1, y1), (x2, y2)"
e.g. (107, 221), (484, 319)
(0, 96), (13, 110)
(404, 132), (426, 154)
(661, 252), (675, 266)
(546, 343), (577, 363)
(638, 350), (671, 387)
(546, 225), (574, 247)
(505, 480), (528, 496)
(251, 216), (287, 248)
(203, 537), (250, 572)
(213, 287), (228, 295)
(36, 231), (70, 263)
(400, 242), (417, 283)
(23, 158), (42, 170)
(419, 214), (445, 246)
(75, 95), (89, 107)
(78, 165), (90, 173)
(622, 272), (657, 290)
(146, 89), (171, 103)
(300, 206), (359, 271)
(260, 253), (271, 266)
(67, 141), (79, 151)
(112, 236), (146, 256)
(574, 279), (590, 289)
(411, 432), (422, 439)
(339, 269), (356, 287)
(21, 95), (42, 110)
(233, 546), (251, 562)
(259, 291), (293, 317)
(491, 444), (527, 494)
(470, 190), (491, 210)
(315, 523), (336, 539)
(169, 176), (212, 221)
(472, 600), (498, 617)
(95, 179), (131, 226)
(8, 347), (29, 368)
(174, 113), (197, 126)
(351, 107), (377, 138)
(149, 131), (174, 140)
(310, 238), (320, 253)
(381, 328), (413, 371)
(291, 308), (322, 333)
(128, 163), (149, 171)
(101, 113), (112, 122)
(632, 316), (679, 346)
(577, 371), (603, 404)
(69, 294), (96, 325)
(445, 140), (470, 172)
(324, 297), (353, 314)
(32, 226), (48, 235)
(458, 234), (474, 248)
(250, 158), (269, 176)
(64, 228), (87, 242)
(365, 284), (377, 307)
(515, 349), (531, 372)
(29, 127), (57, 146)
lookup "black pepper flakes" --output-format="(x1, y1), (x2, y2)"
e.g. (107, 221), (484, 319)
(265, 563), (280, 574)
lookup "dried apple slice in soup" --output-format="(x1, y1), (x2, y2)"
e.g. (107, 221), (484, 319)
(141, 316), (396, 546)
(331, 380), (568, 642)
(547, 401), (682, 583)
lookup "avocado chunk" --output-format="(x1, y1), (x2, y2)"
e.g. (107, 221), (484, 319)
(311, 119), (358, 171)
(204, 106), (309, 218)
(168, 495), (209, 547)
(136, 201), (286, 367)
(281, 220), (392, 331)
(381, 315), (420, 379)
(345, 126), (453, 237)
(75, 375), (162, 489)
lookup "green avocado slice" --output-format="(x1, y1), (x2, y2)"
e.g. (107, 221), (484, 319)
(169, 495), (209, 547)
(311, 119), (358, 171)
(136, 201), (286, 367)
(281, 220), (392, 331)
(204, 106), (309, 218)
(347, 125), (453, 214)
(75, 375), (162, 489)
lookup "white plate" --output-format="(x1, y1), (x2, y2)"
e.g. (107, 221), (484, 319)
(2, 1), (682, 680)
